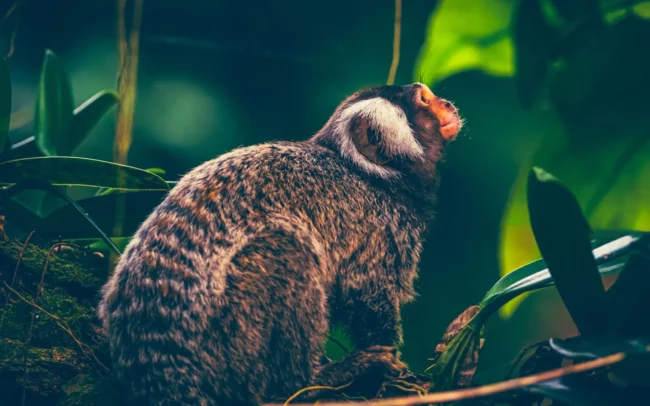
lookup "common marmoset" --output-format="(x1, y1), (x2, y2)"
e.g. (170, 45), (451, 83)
(98, 83), (462, 405)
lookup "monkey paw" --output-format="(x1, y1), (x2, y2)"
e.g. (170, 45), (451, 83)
(305, 345), (415, 402)
(354, 345), (410, 380)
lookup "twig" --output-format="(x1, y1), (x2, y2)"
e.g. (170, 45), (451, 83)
(1, 280), (111, 374)
(386, 0), (401, 85)
(284, 381), (354, 405)
(267, 345), (648, 406)
(114, 0), (143, 165)
(21, 240), (60, 406)
(1, 0), (23, 59)
(0, 230), (34, 332)
(113, 0), (144, 264)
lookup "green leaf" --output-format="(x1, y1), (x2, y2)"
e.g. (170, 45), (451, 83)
(145, 167), (166, 176)
(62, 236), (134, 255)
(414, 0), (515, 87)
(634, 1), (650, 18)
(0, 178), (120, 254)
(37, 190), (167, 240)
(0, 57), (10, 154)
(514, 0), (557, 108)
(526, 167), (608, 336)
(0, 156), (170, 191)
(38, 189), (66, 217)
(483, 231), (640, 315)
(70, 90), (118, 154)
(34, 49), (74, 156)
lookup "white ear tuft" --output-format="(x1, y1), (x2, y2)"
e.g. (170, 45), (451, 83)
(333, 98), (424, 178)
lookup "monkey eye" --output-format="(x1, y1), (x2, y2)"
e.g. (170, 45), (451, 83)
(420, 94), (429, 104)
(366, 127), (382, 145)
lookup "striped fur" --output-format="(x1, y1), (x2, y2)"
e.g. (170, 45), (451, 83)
(98, 83), (457, 405)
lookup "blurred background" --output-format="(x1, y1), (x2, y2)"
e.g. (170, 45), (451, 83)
(3, 0), (649, 382)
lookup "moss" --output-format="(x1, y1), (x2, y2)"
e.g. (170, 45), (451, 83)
(0, 241), (105, 297)
(0, 338), (86, 398)
(57, 374), (119, 406)
(0, 241), (113, 405)
(1, 286), (99, 348)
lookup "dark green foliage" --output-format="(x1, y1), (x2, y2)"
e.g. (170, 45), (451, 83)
(0, 57), (10, 154)
(70, 91), (118, 154)
(34, 50), (74, 157)
(526, 167), (607, 336)
(513, 0), (555, 108)
(0, 157), (169, 191)
(37, 191), (167, 240)
(605, 250), (650, 337)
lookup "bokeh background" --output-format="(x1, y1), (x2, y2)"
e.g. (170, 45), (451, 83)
(3, 0), (650, 382)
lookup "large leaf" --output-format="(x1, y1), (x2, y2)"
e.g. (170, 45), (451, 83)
(61, 237), (134, 255)
(34, 49), (74, 156)
(526, 167), (607, 336)
(0, 57), (10, 154)
(0, 156), (170, 191)
(71, 90), (119, 153)
(413, 0), (515, 87)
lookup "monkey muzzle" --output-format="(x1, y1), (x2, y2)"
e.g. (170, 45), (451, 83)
(414, 84), (462, 140)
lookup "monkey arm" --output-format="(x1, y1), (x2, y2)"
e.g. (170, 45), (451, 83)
(345, 281), (403, 349)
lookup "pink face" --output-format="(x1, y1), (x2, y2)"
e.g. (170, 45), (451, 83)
(411, 83), (462, 141)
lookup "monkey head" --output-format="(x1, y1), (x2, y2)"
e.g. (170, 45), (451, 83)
(311, 83), (462, 182)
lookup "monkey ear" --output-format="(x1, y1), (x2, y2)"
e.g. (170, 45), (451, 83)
(350, 116), (393, 165)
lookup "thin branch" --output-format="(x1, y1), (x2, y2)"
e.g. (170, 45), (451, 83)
(22, 241), (59, 406)
(1, 0), (23, 59)
(0, 230), (34, 332)
(114, 0), (144, 166)
(113, 0), (144, 263)
(386, 0), (402, 85)
(1, 280), (111, 373)
(268, 345), (647, 406)
(284, 381), (354, 405)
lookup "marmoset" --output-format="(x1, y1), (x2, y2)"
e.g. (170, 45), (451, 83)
(98, 82), (462, 405)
